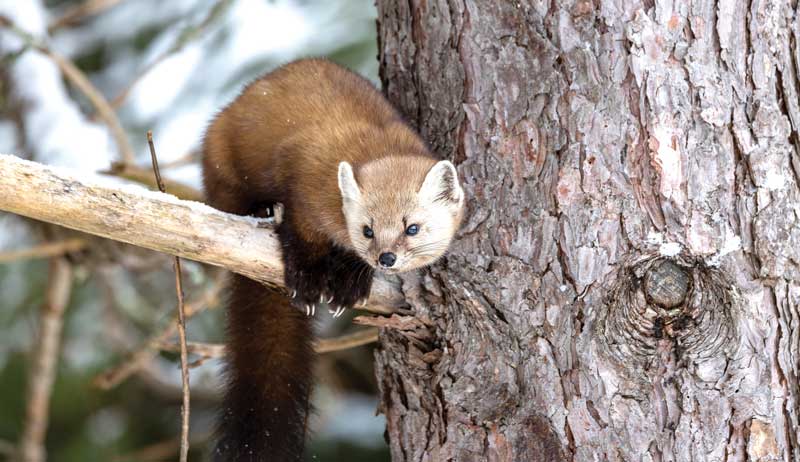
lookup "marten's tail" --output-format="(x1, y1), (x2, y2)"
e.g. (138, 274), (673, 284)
(213, 274), (313, 462)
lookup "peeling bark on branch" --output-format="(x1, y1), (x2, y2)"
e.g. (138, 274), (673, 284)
(375, 1), (800, 461)
(0, 154), (405, 314)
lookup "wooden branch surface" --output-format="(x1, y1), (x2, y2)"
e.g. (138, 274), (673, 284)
(0, 154), (405, 314)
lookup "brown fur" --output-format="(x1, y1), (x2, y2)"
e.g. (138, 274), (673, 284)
(203, 58), (435, 255)
(202, 59), (449, 461)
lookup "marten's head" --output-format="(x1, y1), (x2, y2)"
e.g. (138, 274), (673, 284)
(338, 157), (464, 273)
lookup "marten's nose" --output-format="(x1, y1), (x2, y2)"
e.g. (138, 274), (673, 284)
(378, 252), (396, 268)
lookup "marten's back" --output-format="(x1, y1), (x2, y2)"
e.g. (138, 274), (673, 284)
(202, 59), (401, 215)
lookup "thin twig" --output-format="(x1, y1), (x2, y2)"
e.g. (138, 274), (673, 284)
(135, 362), (219, 402)
(101, 156), (205, 203)
(158, 328), (381, 359)
(315, 327), (380, 353)
(108, 0), (234, 110)
(159, 149), (200, 170)
(48, 0), (126, 33)
(172, 259), (190, 462)
(0, 18), (136, 165)
(111, 435), (182, 462)
(159, 341), (225, 359)
(17, 258), (73, 462)
(148, 131), (190, 462)
(91, 277), (224, 390)
(110, 431), (213, 462)
(0, 238), (86, 263)
(148, 132), (166, 192)
(103, 159), (203, 202)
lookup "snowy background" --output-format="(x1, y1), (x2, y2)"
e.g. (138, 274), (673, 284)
(0, 0), (386, 460)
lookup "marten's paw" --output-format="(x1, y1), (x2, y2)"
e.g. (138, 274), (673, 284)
(322, 248), (374, 315)
(283, 261), (330, 316)
(277, 222), (331, 316)
(278, 223), (374, 316)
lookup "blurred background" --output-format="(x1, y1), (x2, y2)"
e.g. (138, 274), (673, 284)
(0, 0), (388, 460)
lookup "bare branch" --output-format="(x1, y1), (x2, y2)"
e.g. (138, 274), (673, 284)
(314, 327), (380, 353)
(159, 341), (225, 358)
(108, 0), (234, 110)
(158, 150), (200, 170)
(110, 431), (213, 462)
(92, 278), (224, 390)
(0, 238), (86, 263)
(0, 154), (406, 314)
(48, 0), (126, 32)
(0, 19), (136, 165)
(158, 328), (381, 359)
(17, 258), (74, 462)
(148, 131), (190, 462)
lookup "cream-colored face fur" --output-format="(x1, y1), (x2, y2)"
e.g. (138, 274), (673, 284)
(338, 158), (464, 272)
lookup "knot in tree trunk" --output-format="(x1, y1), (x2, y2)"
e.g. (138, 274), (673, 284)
(643, 259), (690, 309)
(595, 255), (739, 372)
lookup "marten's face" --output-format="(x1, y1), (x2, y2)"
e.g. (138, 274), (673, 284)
(338, 158), (464, 273)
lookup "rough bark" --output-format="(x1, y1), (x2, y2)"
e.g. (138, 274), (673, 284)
(375, 1), (800, 461)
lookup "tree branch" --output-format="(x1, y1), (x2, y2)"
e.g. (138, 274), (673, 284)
(157, 328), (380, 359)
(147, 131), (190, 462)
(92, 276), (224, 390)
(17, 258), (74, 462)
(48, 0), (126, 32)
(0, 238), (86, 263)
(0, 19), (136, 166)
(0, 154), (406, 314)
(107, 0), (234, 111)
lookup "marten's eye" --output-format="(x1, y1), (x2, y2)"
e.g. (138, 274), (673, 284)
(363, 226), (374, 239)
(405, 224), (420, 236)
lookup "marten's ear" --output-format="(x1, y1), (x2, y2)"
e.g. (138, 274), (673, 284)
(338, 162), (361, 201)
(419, 160), (463, 207)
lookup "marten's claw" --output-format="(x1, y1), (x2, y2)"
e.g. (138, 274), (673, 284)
(328, 306), (344, 317)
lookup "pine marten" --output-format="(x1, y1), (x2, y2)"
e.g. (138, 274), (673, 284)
(202, 58), (464, 461)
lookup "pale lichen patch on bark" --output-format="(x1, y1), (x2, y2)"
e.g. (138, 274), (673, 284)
(747, 419), (780, 460)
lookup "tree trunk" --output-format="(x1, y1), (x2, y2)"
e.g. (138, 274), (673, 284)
(374, 1), (800, 461)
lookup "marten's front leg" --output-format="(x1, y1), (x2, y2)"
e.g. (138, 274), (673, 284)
(277, 219), (332, 316)
(320, 247), (373, 315)
(278, 219), (373, 316)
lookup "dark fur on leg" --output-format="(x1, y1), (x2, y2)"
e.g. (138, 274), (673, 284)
(214, 275), (313, 462)
(278, 220), (374, 312)
(278, 219), (331, 309)
(322, 246), (374, 308)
